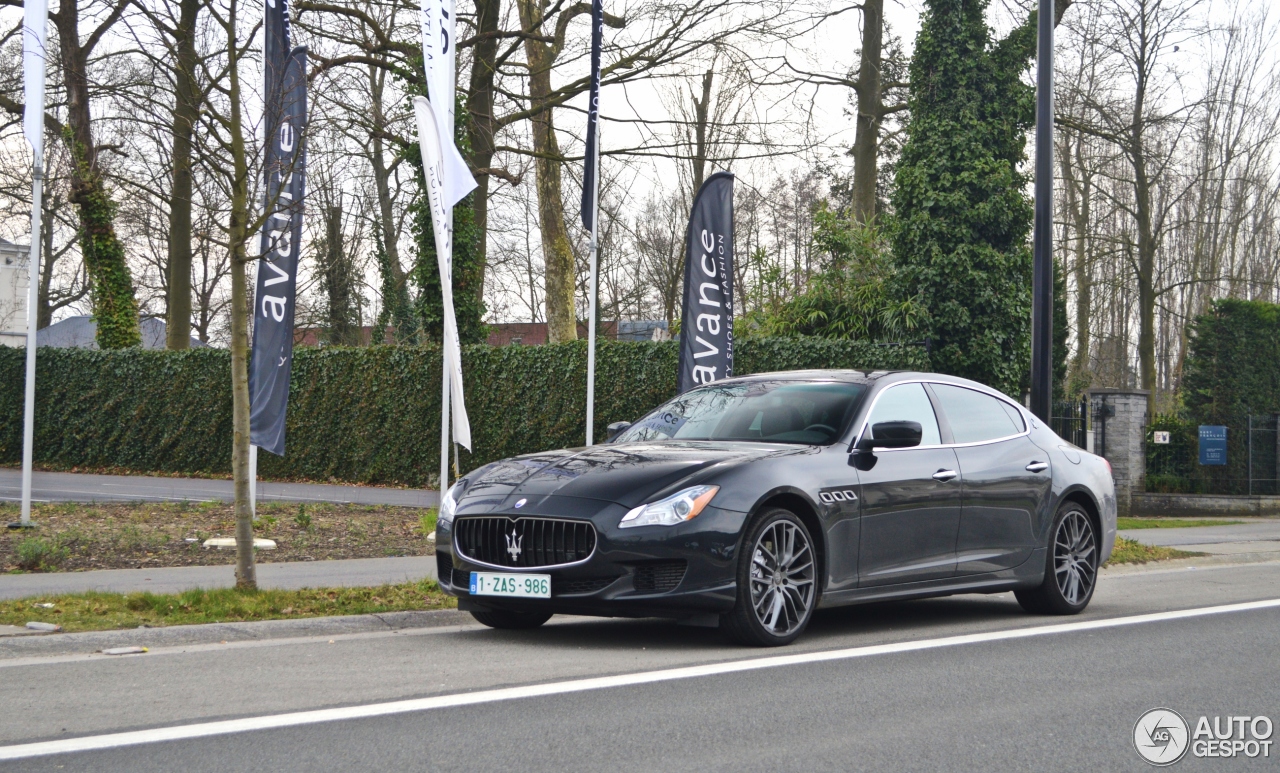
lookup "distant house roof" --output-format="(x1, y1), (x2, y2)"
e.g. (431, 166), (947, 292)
(486, 321), (621, 346)
(293, 325), (396, 347)
(617, 320), (670, 342)
(0, 238), (26, 264)
(36, 316), (208, 349)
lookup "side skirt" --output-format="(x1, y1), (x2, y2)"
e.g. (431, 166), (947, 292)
(818, 548), (1046, 610)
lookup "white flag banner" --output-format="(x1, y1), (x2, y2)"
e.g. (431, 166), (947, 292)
(413, 96), (472, 449)
(420, 0), (477, 206)
(23, 0), (48, 159)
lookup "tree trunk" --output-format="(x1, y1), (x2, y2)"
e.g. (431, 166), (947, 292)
(224, 0), (256, 590)
(467, 0), (501, 306)
(323, 204), (358, 345)
(691, 67), (713, 196)
(1131, 72), (1157, 394)
(851, 0), (883, 222)
(53, 0), (141, 350)
(166, 0), (201, 349)
(518, 0), (577, 343)
(1060, 134), (1092, 382)
(37, 195), (58, 329)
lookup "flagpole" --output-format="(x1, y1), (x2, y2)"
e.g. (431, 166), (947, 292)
(16, 0), (47, 530)
(440, 345), (451, 491)
(17, 162), (42, 529)
(248, 444), (257, 518)
(585, 121), (601, 446)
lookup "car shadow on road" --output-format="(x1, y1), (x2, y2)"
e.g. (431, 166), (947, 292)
(445, 592), (1033, 652)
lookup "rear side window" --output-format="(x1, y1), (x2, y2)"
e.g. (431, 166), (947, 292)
(930, 384), (1023, 444)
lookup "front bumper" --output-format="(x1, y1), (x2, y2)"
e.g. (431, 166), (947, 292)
(436, 504), (749, 618)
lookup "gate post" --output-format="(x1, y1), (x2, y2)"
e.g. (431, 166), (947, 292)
(1089, 389), (1151, 516)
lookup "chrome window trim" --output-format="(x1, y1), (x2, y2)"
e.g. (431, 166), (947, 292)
(452, 515), (598, 571)
(850, 379), (1032, 452)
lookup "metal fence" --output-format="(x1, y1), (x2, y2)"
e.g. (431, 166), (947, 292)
(1050, 397), (1109, 456)
(1146, 413), (1279, 495)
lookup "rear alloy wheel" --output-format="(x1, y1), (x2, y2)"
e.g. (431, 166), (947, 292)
(1015, 503), (1098, 615)
(722, 508), (817, 646)
(469, 607), (553, 630)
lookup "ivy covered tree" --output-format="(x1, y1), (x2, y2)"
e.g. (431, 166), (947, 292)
(890, 0), (1068, 395)
(405, 94), (488, 346)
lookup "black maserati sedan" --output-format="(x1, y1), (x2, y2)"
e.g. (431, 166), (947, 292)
(436, 370), (1117, 646)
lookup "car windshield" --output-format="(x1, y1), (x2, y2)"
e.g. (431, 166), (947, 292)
(616, 381), (867, 445)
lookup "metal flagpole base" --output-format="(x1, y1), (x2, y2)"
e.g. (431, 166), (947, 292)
(249, 444), (258, 519)
(7, 522), (38, 530)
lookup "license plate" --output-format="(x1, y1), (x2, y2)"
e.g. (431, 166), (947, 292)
(469, 572), (551, 599)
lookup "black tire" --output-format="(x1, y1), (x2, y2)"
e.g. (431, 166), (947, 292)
(722, 507), (818, 647)
(1015, 502), (1099, 615)
(469, 607), (553, 630)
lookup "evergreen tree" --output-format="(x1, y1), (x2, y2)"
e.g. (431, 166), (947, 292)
(890, 0), (1045, 395)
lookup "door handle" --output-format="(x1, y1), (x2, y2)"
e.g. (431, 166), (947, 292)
(932, 469), (958, 482)
(1026, 461), (1049, 473)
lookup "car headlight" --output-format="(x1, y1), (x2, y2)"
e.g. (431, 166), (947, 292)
(438, 483), (460, 527)
(619, 485), (719, 528)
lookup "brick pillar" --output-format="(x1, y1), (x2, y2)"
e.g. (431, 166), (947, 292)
(1089, 389), (1150, 516)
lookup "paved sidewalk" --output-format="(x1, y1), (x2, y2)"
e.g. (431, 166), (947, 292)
(1118, 519), (1280, 558)
(0, 556), (438, 600)
(0, 468), (438, 508)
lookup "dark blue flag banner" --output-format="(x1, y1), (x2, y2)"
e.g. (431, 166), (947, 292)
(580, 0), (602, 231)
(677, 171), (734, 394)
(249, 35), (308, 456)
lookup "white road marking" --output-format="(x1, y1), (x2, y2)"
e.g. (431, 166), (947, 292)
(1, 597), (1278, 760)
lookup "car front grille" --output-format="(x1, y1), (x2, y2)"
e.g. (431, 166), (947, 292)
(437, 551), (453, 580)
(633, 561), (687, 593)
(454, 516), (596, 568)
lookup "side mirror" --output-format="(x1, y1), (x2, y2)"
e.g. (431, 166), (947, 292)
(606, 421), (632, 442)
(856, 421), (923, 452)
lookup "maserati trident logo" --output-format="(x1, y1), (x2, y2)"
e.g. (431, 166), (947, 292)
(506, 528), (523, 560)
(514, 498), (527, 509)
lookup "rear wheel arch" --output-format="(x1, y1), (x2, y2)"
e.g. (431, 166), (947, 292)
(1060, 488), (1102, 541)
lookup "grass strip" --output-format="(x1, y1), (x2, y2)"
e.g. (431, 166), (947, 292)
(1, 580), (455, 634)
(1116, 517), (1244, 530)
(1104, 536), (1203, 566)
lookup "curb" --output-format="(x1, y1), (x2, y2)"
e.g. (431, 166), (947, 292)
(1102, 550), (1280, 577)
(0, 607), (472, 660)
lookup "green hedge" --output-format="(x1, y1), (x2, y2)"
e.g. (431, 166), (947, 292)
(0, 338), (928, 487)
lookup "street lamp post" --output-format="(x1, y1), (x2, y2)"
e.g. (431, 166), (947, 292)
(1030, 0), (1055, 424)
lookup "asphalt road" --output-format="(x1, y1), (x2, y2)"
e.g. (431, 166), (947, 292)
(0, 469), (438, 508)
(1, 561), (1278, 771)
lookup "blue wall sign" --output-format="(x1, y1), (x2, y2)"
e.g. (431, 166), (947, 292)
(1198, 425), (1228, 466)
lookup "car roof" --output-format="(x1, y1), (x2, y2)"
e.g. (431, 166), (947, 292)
(717, 369), (1019, 400)
(712, 369), (897, 386)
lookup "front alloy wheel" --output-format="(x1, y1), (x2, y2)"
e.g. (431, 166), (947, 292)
(723, 508), (817, 646)
(1016, 503), (1098, 615)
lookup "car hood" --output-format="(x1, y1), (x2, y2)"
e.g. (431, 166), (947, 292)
(455, 441), (796, 512)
